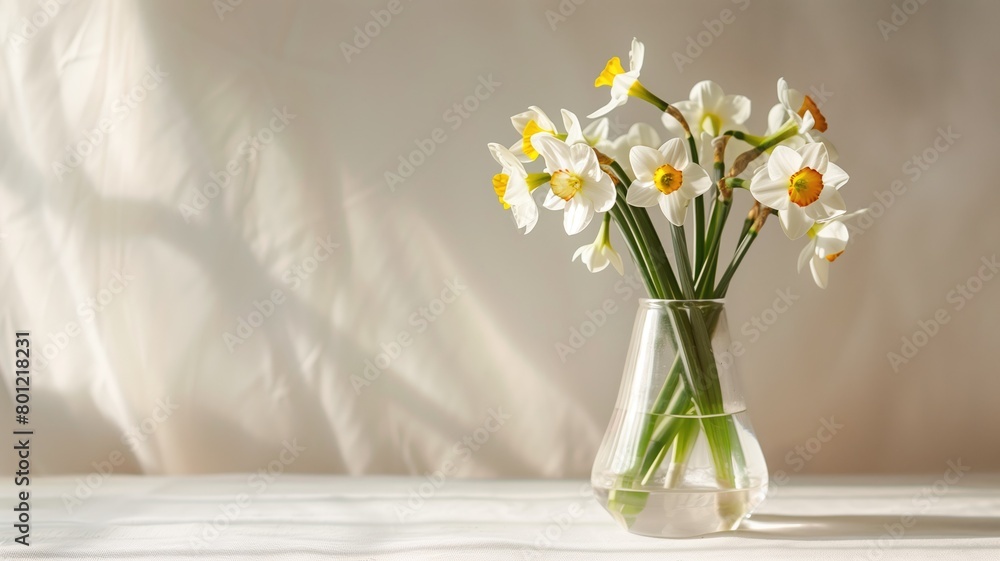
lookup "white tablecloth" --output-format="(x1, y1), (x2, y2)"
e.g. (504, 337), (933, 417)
(2, 475), (998, 559)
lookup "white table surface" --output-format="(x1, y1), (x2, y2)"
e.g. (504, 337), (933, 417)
(1, 475), (999, 559)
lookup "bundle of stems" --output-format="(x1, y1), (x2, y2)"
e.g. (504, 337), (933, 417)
(598, 113), (782, 522)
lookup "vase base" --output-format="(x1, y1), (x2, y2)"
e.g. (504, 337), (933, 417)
(593, 483), (768, 538)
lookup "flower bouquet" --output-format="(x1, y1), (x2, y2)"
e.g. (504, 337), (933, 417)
(488, 38), (859, 537)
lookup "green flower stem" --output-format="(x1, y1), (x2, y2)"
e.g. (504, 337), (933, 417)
(609, 161), (682, 299)
(696, 197), (732, 298)
(717, 227), (759, 297)
(608, 205), (658, 298)
(669, 225), (696, 300)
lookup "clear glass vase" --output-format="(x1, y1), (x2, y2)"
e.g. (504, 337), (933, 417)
(592, 299), (768, 538)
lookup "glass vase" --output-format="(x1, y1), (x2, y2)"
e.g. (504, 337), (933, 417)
(591, 299), (768, 538)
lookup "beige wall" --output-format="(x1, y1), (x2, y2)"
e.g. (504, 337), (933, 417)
(0, 0), (997, 478)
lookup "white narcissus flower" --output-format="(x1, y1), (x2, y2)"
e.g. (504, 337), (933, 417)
(588, 38), (649, 118)
(488, 143), (547, 234)
(662, 80), (751, 138)
(532, 134), (616, 235)
(797, 210), (866, 288)
(509, 107), (585, 162)
(573, 214), (624, 275)
(595, 122), (662, 179)
(768, 78), (838, 160)
(627, 138), (712, 226)
(749, 143), (848, 240)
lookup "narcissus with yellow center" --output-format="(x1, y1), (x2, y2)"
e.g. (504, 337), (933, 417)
(626, 138), (712, 227)
(749, 143), (849, 239)
(488, 143), (550, 234)
(508, 107), (586, 162)
(573, 213), (624, 275)
(589, 38), (667, 118)
(661, 80), (752, 138)
(797, 210), (866, 288)
(532, 134), (615, 235)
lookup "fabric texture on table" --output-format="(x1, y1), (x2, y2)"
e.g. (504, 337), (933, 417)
(1, 475), (998, 560)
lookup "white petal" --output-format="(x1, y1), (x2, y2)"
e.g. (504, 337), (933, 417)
(809, 256), (829, 289)
(562, 109), (585, 145)
(659, 138), (689, 169)
(798, 143), (829, 174)
(797, 110), (815, 134)
(630, 122), (661, 148)
(570, 143), (599, 178)
(824, 162), (849, 189)
(583, 118), (609, 144)
(767, 104), (788, 134)
(543, 190), (566, 210)
(573, 244), (592, 264)
(586, 173), (617, 213)
(680, 164), (712, 198)
(527, 106), (555, 131)
(626, 181), (661, 207)
(776, 78), (791, 108)
(629, 146), (663, 181)
(768, 145), (803, 179)
(532, 134), (573, 172)
(749, 170), (791, 210)
(724, 94), (752, 125)
(690, 80), (724, 110)
(815, 221), (849, 257)
(605, 245), (624, 275)
(588, 96), (625, 119)
(564, 196), (595, 235)
(511, 199), (539, 234)
(779, 205), (813, 240)
(797, 240), (815, 273)
(659, 193), (690, 226)
(629, 37), (644, 72)
(815, 187), (846, 218)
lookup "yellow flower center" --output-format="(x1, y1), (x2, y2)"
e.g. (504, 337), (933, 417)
(653, 163), (683, 195)
(825, 251), (843, 263)
(798, 95), (828, 133)
(595, 57), (626, 88)
(700, 113), (723, 136)
(550, 170), (582, 201)
(492, 174), (511, 209)
(521, 119), (553, 161)
(788, 167), (824, 207)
